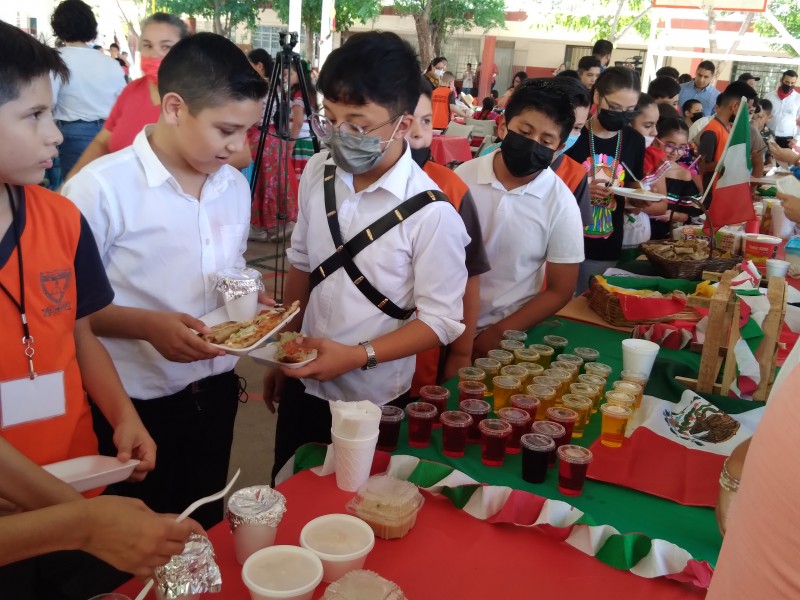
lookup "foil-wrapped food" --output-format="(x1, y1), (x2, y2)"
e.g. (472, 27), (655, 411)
(227, 485), (287, 530)
(153, 533), (222, 598)
(213, 267), (264, 302)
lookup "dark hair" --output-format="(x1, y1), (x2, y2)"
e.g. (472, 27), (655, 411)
(556, 69), (580, 80)
(109, 42), (120, 50)
(636, 92), (656, 111)
(491, 89), (499, 99)
(759, 98), (773, 113)
(783, 69), (798, 79)
(51, 0), (97, 43)
(425, 56), (447, 74)
(533, 76), (590, 109)
(419, 76), (434, 100)
(655, 66), (680, 81)
(247, 48), (273, 77)
(505, 80), (576, 144)
(512, 71), (528, 84)
(0, 21), (69, 106)
(657, 103), (680, 121)
(317, 32), (421, 115)
(647, 76), (681, 100)
(678, 73), (692, 84)
(682, 98), (701, 114)
(594, 66), (641, 99)
(719, 80), (758, 106)
(592, 39), (613, 57)
(141, 12), (189, 39)
(481, 96), (495, 112)
(577, 56), (601, 73)
(697, 60), (715, 74)
(291, 59), (319, 112)
(655, 116), (689, 138)
(158, 33), (267, 113)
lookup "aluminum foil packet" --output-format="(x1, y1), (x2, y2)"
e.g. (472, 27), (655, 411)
(227, 485), (287, 530)
(154, 533), (222, 598)
(214, 268), (264, 302)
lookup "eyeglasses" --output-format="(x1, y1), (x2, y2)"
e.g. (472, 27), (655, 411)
(657, 139), (690, 156)
(310, 113), (402, 148)
(600, 96), (639, 118)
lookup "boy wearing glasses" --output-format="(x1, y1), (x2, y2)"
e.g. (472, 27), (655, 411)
(265, 32), (469, 479)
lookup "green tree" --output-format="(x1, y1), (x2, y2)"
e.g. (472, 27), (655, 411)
(157, 0), (262, 38)
(393, 0), (506, 67)
(539, 0), (653, 46)
(755, 0), (800, 57)
(272, 0), (382, 58)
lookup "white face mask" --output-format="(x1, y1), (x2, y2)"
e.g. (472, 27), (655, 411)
(644, 135), (655, 148)
(434, 68), (445, 78)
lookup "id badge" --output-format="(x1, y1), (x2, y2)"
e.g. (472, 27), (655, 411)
(0, 371), (66, 429)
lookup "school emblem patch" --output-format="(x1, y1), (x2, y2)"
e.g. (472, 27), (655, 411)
(40, 269), (72, 316)
(663, 397), (740, 446)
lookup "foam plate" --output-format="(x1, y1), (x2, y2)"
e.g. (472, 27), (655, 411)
(197, 303), (300, 356)
(248, 342), (317, 369)
(42, 456), (140, 492)
(610, 186), (667, 202)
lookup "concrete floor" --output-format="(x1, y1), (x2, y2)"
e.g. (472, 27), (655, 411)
(225, 235), (291, 496)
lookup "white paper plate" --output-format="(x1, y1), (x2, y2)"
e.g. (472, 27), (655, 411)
(610, 186), (666, 202)
(42, 456), (140, 493)
(248, 342), (318, 369)
(197, 303), (300, 356)
(751, 176), (779, 185)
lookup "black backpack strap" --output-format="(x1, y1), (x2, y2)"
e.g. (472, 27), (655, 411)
(309, 164), (447, 320)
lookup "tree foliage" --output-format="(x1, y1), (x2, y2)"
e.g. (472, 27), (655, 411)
(393, 0), (506, 67)
(539, 0), (653, 44)
(157, 0), (262, 38)
(754, 0), (800, 57)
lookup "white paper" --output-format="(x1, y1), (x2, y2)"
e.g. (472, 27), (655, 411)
(329, 400), (381, 440)
(0, 371), (66, 428)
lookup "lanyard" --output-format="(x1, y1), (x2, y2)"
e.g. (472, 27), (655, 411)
(0, 184), (36, 379)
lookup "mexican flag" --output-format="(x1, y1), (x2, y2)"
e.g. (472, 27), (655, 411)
(588, 390), (764, 506)
(705, 98), (756, 230)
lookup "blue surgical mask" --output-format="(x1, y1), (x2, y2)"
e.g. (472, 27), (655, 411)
(555, 133), (580, 159)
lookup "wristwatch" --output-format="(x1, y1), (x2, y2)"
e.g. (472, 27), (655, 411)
(358, 341), (378, 370)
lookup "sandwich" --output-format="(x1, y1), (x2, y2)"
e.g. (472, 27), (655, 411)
(199, 300), (300, 349)
(274, 332), (315, 364)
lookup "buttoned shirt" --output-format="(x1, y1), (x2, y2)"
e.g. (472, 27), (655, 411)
(52, 46), (126, 122)
(764, 89), (800, 139)
(287, 146), (469, 403)
(63, 127), (249, 399)
(455, 150), (584, 330)
(678, 81), (720, 118)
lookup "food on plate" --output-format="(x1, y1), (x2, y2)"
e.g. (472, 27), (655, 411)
(199, 300), (299, 348)
(346, 476), (424, 540)
(274, 332), (314, 364)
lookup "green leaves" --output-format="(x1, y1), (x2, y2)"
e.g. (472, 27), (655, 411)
(157, 0), (262, 37)
(754, 0), (800, 56)
(272, 0), (381, 34)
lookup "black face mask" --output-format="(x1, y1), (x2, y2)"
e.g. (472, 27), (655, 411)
(597, 108), (636, 132)
(690, 113), (704, 123)
(410, 146), (431, 168)
(500, 130), (554, 178)
(780, 83), (794, 94)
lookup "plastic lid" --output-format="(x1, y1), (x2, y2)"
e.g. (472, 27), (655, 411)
(542, 335), (568, 346)
(570, 383), (598, 395)
(345, 476), (424, 525)
(493, 375), (521, 389)
(526, 383), (557, 399)
(552, 361), (578, 374)
(487, 349), (514, 362)
(514, 349), (541, 362)
(380, 405), (404, 422)
(531, 420), (566, 438)
(620, 369), (648, 382)
(543, 368), (571, 380)
(321, 570), (406, 600)
(510, 394), (539, 410)
(478, 418), (512, 437)
(459, 366), (486, 380)
(405, 402), (438, 418)
(613, 380), (642, 393)
(529, 344), (554, 354)
(605, 391), (635, 407)
(459, 399), (491, 414)
(502, 329), (528, 342)
(585, 362), (613, 375)
(545, 407), (579, 423)
(521, 433), (556, 452)
(561, 394), (592, 410)
(474, 357), (501, 370)
(600, 403), (633, 418)
(557, 444), (594, 464)
(497, 407), (531, 424)
(501, 365), (527, 378)
(578, 373), (606, 386)
(440, 410), (473, 428)
(419, 385), (449, 400)
(500, 340), (525, 351)
(574, 347), (600, 359)
(532, 376), (560, 388)
(458, 380), (487, 392)
(557, 353), (583, 365)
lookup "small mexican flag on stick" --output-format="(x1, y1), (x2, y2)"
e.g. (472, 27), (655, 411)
(703, 98), (756, 231)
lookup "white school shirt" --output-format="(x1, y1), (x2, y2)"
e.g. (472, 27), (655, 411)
(51, 46), (126, 122)
(455, 150), (585, 330)
(764, 89), (800, 139)
(63, 127), (249, 399)
(287, 146), (469, 404)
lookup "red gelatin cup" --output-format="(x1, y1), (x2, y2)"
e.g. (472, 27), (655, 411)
(545, 406), (578, 444)
(440, 410), (473, 457)
(478, 419), (512, 467)
(377, 405), (404, 452)
(405, 402), (438, 448)
(420, 385), (450, 428)
(459, 399), (491, 443)
(496, 407), (531, 454)
(557, 445), (593, 496)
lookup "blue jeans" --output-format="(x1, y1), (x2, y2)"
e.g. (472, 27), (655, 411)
(55, 119), (104, 186)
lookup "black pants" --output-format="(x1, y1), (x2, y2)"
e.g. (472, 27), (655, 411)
(774, 136), (794, 149)
(271, 378), (411, 482)
(92, 370), (239, 529)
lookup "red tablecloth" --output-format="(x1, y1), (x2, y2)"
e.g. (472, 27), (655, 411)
(117, 469), (704, 599)
(429, 136), (472, 165)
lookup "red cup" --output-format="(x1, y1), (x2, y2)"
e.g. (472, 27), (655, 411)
(458, 380), (487, 404)
(440, 411), (473, 457)
(405, 402), (438, 448)
(478, 419), (512, 467)
(531, 420), (566, 466)
(545, 406), (579, 444)
(459, 399), (491, 443)
(557, 445), (594, 496)
(496, 407), (531, 454)
(510, 394), (540, 422)
(420, 385), (450, 428)
(377, 405), (404, 452)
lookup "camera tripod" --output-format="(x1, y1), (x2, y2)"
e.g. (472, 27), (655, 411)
(249, 31), (320, 302)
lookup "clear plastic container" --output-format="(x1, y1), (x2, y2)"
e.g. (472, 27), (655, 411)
(321, 569), (406, 600)
(345, 476), (424, 540)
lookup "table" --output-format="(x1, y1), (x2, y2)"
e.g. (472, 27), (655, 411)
(118, 469), (704, 600)
(429, 135), (472, 165)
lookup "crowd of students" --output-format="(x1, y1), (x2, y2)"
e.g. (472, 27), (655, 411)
(2, 3), (800, 597)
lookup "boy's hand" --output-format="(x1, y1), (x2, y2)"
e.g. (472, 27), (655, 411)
(144, 312), (226, 363)
(282, 337), (365, 382)
(112, 414), (156, 481)
(588, 180), (612, 200)
(262, 368), (286, 414)
(777, 192), (800, 222)
(80, 496), (203, 578)
(472, 325), (503, 361)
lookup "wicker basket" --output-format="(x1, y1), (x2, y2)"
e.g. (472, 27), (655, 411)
(640, 197), (741, 280)
(587, 276), (703, 327)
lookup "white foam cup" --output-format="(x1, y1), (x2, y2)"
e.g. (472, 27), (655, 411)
(766, 259), (790, 279)
(331, 431), (379, 492)
(621, 339), (659, 378)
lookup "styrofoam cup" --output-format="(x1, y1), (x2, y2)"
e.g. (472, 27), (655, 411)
(299, 514), (375, 583)
(331, 431), (378, 492)
(621, 339), (659, 377)
(766, 259), (790, 279)
(226, 291), (259, 322)
(241, 545), (323, 600)
(233, 523), (278, 565)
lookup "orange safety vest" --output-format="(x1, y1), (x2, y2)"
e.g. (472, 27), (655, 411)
(431, 87), (452, 130)
(702, 117), (730, 163)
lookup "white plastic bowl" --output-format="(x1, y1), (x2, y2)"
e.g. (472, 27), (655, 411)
(299, 514), (376, 583)
(241, 545), (323, 600)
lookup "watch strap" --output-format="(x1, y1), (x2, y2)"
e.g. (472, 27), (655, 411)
(359, 340), (378, 370)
